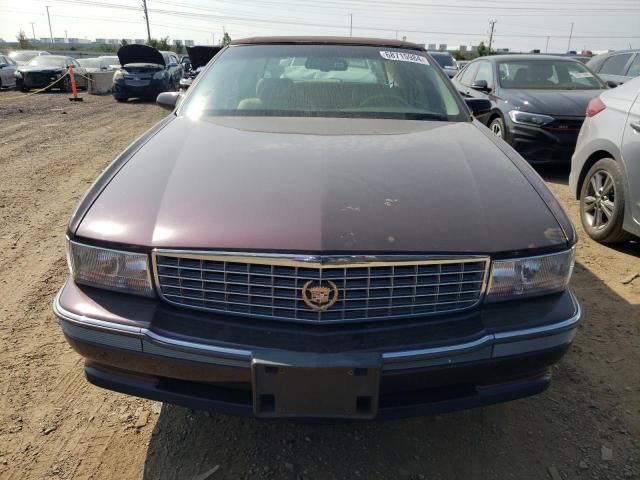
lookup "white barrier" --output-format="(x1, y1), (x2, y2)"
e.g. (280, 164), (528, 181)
(87, 72), (114, 95)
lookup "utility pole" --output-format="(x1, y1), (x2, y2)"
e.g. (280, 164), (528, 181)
(545, 36), (550, 53)
(141, 0), (151, 43)
(349, 14), (353, 37)
(567, 22), (574, 52)
(29, 22), (36, 40)
(488, 19), (497, 51)
(45, 6), (53, 43)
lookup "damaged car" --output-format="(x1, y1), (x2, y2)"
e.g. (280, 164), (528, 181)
(15, 55), (88, 92)
(179, 45), (221, 90)
(56, 37), (581, 420)
(112, 45), (182, 102)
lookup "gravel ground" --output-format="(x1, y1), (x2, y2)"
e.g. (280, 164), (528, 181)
(0, 90), (638, 480)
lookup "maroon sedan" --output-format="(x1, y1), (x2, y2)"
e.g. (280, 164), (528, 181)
(55, 37), (581, 420)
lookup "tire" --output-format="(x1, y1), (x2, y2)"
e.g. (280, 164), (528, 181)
(115, 97), (127, 103)
(489, 116), (506, 140)
(579, 158), (631, 243)
(16, 79), (27, 92)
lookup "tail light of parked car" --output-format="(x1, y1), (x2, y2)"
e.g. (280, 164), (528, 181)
(586, 98), (606, 118)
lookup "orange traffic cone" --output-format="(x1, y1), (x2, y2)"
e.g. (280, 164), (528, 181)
(68, 65), (83, 102)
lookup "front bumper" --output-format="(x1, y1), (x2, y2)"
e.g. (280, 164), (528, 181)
(54, 280), (582, 419)
(113, 79), (167, 99)
(506, 118), (583, 163)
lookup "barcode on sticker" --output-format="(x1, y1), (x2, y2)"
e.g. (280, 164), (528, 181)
(380, 51), (429, 65)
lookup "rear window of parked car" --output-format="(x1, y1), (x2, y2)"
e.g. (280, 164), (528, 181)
(599, 53), (633, 76)
(498, 60), (605, 90)
(181, 44), (465, 122)
(625, 55), (640, 77)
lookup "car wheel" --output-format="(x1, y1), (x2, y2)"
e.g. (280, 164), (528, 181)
(16, 79), (27, 92)
(489, 116), (505, 139)
(579, 158), (631, 243)
(115, 97), (127, 103)
(61, 77), (72, 93)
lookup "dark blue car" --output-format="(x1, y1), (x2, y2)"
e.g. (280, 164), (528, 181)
(113, 45), (182, 102)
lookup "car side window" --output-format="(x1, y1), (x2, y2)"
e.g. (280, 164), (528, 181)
(0, 56), (6, 66)
(459, 62), (479, 86)
(474, 61), (494, 88)
(600, 54), (633, 75)
(626, 54), (640, 77)
(7, 56), (16, 66)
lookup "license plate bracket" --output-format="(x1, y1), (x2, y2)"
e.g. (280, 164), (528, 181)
(252, 351), (381, 419)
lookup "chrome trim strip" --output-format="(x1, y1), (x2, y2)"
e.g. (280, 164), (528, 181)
(142, 329), (252, 360)
(382, 335), (493, 362)
(152, 250), (491, 269)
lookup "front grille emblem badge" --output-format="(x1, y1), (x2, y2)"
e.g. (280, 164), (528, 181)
(302, 280), (339, 311)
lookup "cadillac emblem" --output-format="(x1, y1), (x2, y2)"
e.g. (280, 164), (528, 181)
(301, 280), (339, 311)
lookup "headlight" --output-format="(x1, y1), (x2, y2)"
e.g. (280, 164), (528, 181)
(113, 70), (124, 81)
(66, 239), (154, 297)
(508, 110), (555, 127)
(485, 247), (575, 302)
(153, 71), (165, 79)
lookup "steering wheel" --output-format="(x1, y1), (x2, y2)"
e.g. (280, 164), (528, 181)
(359, 94), (410, 108)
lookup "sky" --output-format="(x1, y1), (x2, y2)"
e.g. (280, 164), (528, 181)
(1, 0), (640, 53)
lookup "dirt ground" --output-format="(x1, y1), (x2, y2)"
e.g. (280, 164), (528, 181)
(0, 90), (638, 480)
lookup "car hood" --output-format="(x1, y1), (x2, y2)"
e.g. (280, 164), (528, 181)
(117, 44), (164, 67)
(19, 65), (66, 72)
(186, 46), (222, 69)
(76, 117), (568, 253)
(501, 88), (605, 117)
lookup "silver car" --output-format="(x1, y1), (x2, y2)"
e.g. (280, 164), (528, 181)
(570, 76), (640, 242)
(0, 54), (17, 88)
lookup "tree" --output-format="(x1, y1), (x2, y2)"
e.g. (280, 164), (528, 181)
(120, 38), (128, 47)
(16, 30), (30, 49)
(477, 42), (492, 57)
(174, 40), (184, 54)
(219, 32), (232, 47)
(147, 36), (171, 50)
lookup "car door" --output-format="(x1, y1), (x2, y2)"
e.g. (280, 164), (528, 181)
(452, 61), (479, 98)
(597, 53), (634, 86)
(70, 58), (87, 88)
(621, 85), (640, 225)
(463, 60), (496, 125)
(0, 55), (17, 87)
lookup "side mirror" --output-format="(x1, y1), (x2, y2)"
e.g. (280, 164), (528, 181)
(471, 79), (491, 92)
(465, 98), (492, 117)
(156, 91), (182, 110)
(0, 64), (6, 69)
(606, 80), (620, 88)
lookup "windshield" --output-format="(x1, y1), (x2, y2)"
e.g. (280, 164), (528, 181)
(100, 56), (119, 64)
(28, 56), (68, 68)
(11, 52), (38, 62)
(498, 59), (605, 90)
(181, 45), (465, 121)
(78, 58), (103, 68)
(430, 53), (456, 69)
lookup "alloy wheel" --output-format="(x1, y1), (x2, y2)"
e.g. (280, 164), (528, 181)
(583, 170), (615, 230)
(490, 121), (503, 138)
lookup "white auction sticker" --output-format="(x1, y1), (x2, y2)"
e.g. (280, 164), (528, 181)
(570, 71), (594, 79)
(380, 51), (429, 65)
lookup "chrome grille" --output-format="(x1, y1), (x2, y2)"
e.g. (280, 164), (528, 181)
(153, 252), (489, 324)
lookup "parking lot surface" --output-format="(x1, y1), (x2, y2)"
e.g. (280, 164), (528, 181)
(0, 91), (638, 480)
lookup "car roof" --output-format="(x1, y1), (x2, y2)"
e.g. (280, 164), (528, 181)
(230, 36), (425, 51)
(428, 51), (453, 56)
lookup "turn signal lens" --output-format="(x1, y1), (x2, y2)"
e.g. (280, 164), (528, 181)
(586, 98), (606, 117)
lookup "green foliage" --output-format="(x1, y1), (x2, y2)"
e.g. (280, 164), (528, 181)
(477, 42), (493, 57)
(98, 44), (117, 53)
(219, 32), (232, 47)
(174, 40), (184, 54)
(147, 36), (171, 50)
(16, 30), (30, 49)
